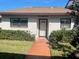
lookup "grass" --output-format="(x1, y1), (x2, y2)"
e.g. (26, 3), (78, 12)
(51, 49), (69, 59)
(0, 40), (33, 59)
(51, 49), (64, 56)
(0, 40), (33, 54)
(51, 49), (67, 59)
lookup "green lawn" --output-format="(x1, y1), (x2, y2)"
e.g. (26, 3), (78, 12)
(51, 49), (64, 56)
(0, 40), (33, 54)
(51, 49), (66, 59)
(0, 40), (33, 59)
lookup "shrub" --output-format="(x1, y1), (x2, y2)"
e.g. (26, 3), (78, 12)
(58, 42), (76, 57)
(0, 29), (35, 41)
(71, 25), (79, 49)
(49, 29), (73, 49)
(49, 29), (76, 57)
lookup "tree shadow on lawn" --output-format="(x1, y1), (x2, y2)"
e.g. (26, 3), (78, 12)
(0, 52), (26, 59)
(51, 56), (69, 59)
(0, 52), (51, 59)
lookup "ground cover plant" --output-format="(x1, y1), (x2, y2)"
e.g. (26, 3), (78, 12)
(0, 29), (34, 59)
(0, 29), (35, 41)
(0, 40), (33, 59)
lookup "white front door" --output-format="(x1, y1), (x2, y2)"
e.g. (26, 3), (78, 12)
(39, 19), (47, 37)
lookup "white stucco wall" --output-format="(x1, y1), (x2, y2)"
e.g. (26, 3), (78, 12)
(0, 15), (74, 38)
(48, 16), (74, 36)
(48, 16), (60, 36)
(0, 16), (38, 38)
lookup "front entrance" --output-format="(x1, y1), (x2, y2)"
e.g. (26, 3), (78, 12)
(39, 18), (48, 37)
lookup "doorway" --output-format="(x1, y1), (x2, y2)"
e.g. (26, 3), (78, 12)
(39, 18), (48, 37)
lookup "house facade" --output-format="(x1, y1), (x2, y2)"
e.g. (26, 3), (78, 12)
(0, 8), (74, 38)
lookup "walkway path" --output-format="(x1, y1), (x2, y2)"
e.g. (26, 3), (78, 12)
(25, 37), (51, 59)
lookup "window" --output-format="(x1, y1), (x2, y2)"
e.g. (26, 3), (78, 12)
(60, 18), (71, 29)
(10, 18), (28, 27)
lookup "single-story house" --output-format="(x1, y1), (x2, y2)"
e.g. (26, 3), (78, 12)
(0, 7), (74, 38)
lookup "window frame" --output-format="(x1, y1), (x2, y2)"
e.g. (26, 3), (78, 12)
(10, 18), (28, 28)
(60, 18), (71, 29)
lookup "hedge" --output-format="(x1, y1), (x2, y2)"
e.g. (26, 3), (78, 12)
(49, 29), (74, 49)
(49, 29), (76, 57)
(0, 29), (35, 41)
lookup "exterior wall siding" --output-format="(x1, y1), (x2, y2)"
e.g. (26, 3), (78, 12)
(0, 15), (74, 39)
(48, 16), (74, 37)
(48, 16), (60, 36)
(0, 16), (39, 39)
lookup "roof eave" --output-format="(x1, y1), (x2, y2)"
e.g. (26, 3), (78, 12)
(0, 12), (71, 16)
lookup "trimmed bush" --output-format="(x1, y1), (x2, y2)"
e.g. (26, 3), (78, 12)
(0, 29), (35, 41)
(49, 29), (73, 49)
(49, 29), (76, 57)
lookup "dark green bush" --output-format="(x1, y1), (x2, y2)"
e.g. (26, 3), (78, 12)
(0, 29), (35, 41)
(49, 29), (73, 49)
(71, 26), (79, 49)
(49, 29), (76, 57)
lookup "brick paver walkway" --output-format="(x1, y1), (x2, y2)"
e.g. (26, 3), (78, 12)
(25, 37), (51, 59)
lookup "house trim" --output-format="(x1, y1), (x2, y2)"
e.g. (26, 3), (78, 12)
(39, 18), (48, 38)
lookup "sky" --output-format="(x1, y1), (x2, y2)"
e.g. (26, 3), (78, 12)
(0, 0), (68, 11)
